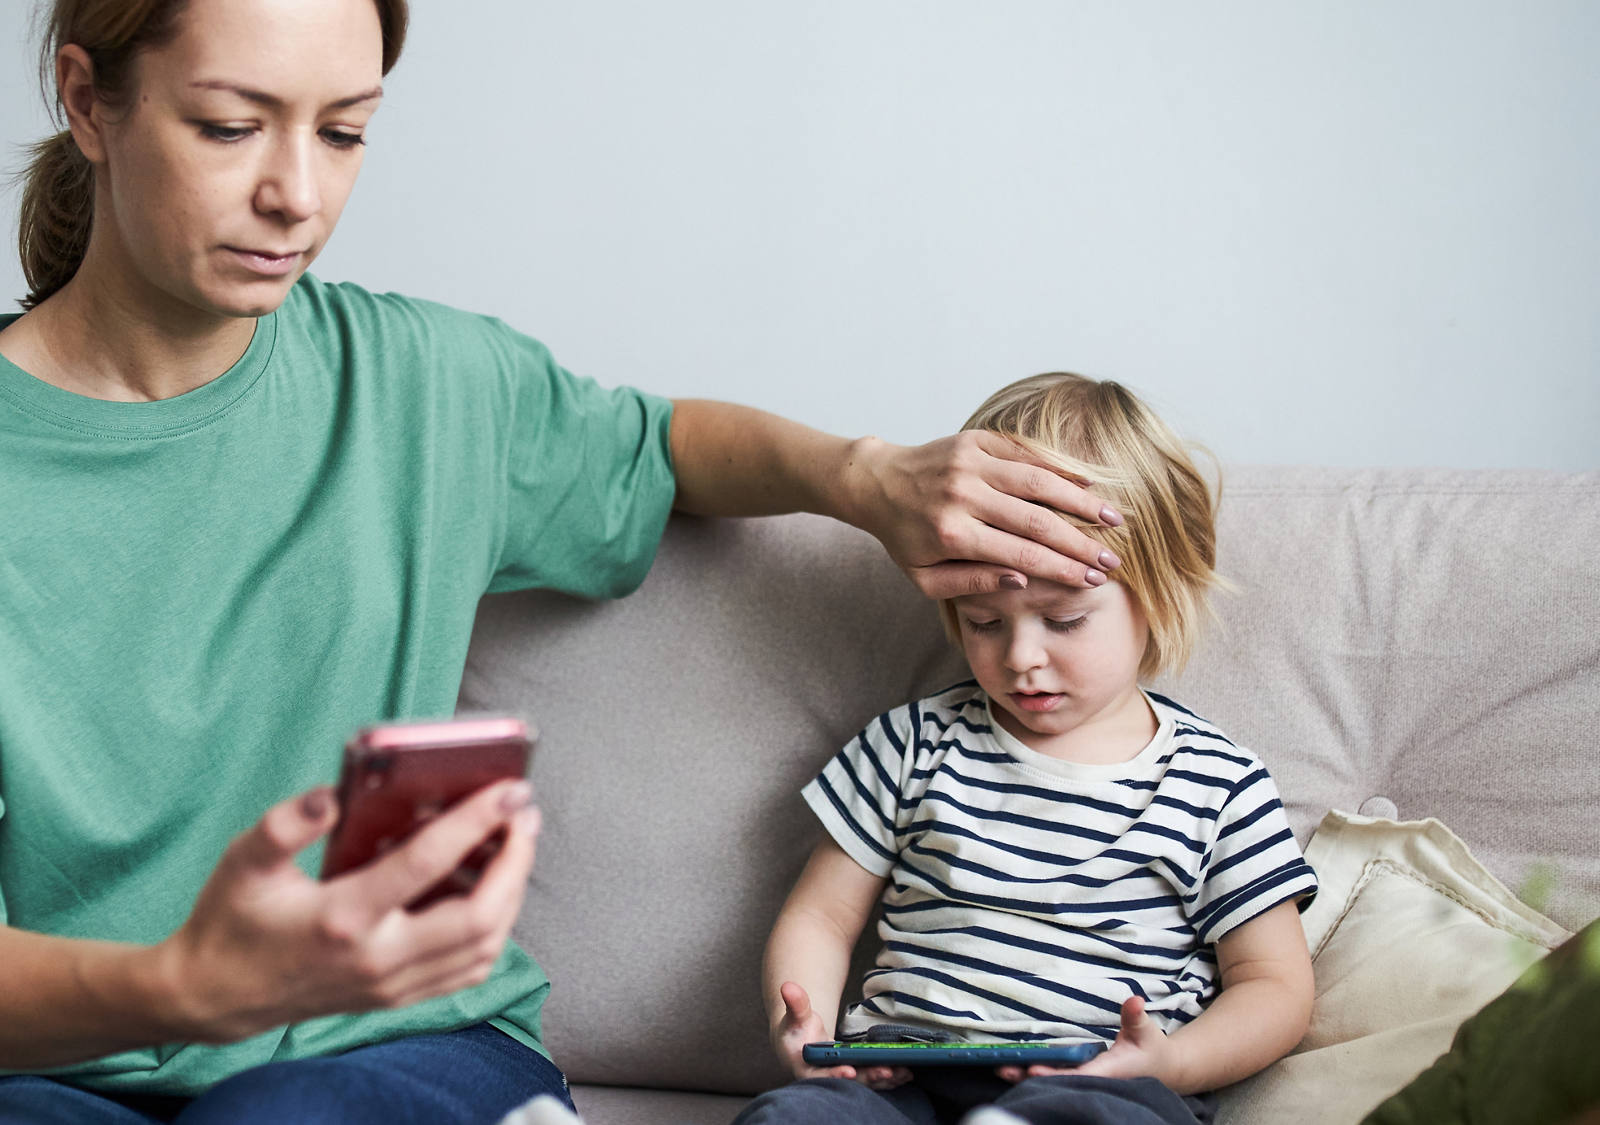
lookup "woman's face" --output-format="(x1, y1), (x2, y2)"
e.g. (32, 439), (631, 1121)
(88, 0), (384, 319)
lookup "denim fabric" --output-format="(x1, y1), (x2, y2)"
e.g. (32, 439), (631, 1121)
(733, 1074), (1214, 1125)
(0, 1024), (568, 1125)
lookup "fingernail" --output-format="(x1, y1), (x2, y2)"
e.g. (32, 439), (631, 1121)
(301, 789), (331, 819)
(998, 573), (1026, 590)
(514, 806), (542, 837)
(1085, 568), (1107, 586)
(1099, 505), (1124, 527)
(1098, 549), (1121, 570)
(500, 781), (534, 812)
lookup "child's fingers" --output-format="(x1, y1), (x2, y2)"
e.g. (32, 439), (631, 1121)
(779, 981), (812, 1023)
(1120, 995), (1148, 1035)
(812, 1065), (855, 1080)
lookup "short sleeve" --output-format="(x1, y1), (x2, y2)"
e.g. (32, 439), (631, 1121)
(1189, 765), (1319, 944)
(481, 326), (677, 600)
(801, 709), (918, 877)
(0, 788), (8, 925)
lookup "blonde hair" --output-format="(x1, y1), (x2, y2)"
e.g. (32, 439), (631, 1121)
(16, 0), (410, 310)
(942, 372), (1224, 680)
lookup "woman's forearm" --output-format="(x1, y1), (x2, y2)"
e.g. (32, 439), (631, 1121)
(666, 398), (1125, 598)
(669, 398), (872, 523)
(0, 925), (190, 1069)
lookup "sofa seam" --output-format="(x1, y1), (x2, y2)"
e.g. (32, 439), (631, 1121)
(1310, 857), (1563, 963)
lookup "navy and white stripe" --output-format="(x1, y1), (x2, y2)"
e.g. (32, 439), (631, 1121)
(802, 682), (1318, 1045)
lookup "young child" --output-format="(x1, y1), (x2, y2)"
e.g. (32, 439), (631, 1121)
(736, 374), (1318, 1125)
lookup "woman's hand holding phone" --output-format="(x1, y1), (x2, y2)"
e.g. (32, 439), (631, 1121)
(151, 777), (539, 1044)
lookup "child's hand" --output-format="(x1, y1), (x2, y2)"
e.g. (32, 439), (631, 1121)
(771, 982), (913, 1090)
(996, 996), (1176, 1086)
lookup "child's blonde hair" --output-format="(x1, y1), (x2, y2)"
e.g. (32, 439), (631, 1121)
(943, 373), (1224, 680)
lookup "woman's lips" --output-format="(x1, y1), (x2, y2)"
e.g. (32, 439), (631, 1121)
(1009, 692), (1064, 713)
(227, 247), (301, 277)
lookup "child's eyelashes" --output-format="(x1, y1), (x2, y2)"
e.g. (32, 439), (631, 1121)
(961, 615), (1087, 634)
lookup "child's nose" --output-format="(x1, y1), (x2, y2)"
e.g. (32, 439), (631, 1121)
(1003, 628), (1047, 672)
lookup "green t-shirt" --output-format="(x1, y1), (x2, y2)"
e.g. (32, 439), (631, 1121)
(0, 275), (677, 1095)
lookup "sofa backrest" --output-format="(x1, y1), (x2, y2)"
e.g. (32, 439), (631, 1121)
(460, 466), (1599, 1096)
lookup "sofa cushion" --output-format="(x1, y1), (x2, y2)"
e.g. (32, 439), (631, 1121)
(1149, 468), (1600, 934)
(570, 1085), (749, 1125)
(464, 513), (964, 1096)
(1218, 810), (1572, 1125)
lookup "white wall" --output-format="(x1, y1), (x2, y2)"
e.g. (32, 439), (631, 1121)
(4, 1), (1597, 468)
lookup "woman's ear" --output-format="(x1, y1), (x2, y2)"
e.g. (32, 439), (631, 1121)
(57, 44), (109, 165)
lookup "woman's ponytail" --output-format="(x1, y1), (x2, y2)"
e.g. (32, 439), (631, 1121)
(18, 129), (95, 310)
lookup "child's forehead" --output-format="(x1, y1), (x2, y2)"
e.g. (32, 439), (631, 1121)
(954, 580), (1097, 614)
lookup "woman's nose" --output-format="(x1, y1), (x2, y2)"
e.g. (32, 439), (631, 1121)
(255, 133), (321, 224)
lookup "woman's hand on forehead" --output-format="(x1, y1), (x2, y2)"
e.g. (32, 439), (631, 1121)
(852, 429), (1124, 600)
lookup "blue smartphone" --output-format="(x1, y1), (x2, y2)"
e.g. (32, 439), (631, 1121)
(802, 1040), (1106, 1068)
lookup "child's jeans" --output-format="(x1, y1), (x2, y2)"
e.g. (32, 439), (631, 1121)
(0, 1023), (571, 1125)
(731, 1072), (1216, 1125)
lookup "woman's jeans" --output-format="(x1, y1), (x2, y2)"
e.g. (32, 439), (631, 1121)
(0, 1023), (569, 1125)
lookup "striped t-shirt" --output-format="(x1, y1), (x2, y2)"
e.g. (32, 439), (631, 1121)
(802, 681), (1318, 1044)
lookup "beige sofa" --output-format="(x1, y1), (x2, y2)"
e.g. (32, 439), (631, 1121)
(460, 467), (1600, 1125)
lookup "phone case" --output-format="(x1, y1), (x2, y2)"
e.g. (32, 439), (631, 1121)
(320, 716), (534, 909)
(801, 1040), (1105, 1068)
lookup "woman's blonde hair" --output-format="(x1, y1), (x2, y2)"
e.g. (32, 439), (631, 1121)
(943, 372), (1224, 680)
(15, 0), (410, 310)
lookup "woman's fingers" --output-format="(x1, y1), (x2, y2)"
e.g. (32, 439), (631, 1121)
(225, 787), (339, 874)
(334, 780), (534, 921)
(971, 431), (1123, 528)
(951, 457), (1125, 578)
(907, 510), (1113, 598)
(886, 430), (1125, 594)
(390, 804), (538, 964)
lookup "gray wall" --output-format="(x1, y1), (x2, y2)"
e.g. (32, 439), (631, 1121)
(4, 1), (1597, 468)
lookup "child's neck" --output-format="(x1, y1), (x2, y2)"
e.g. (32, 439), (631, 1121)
(992, 685), (1159, 765)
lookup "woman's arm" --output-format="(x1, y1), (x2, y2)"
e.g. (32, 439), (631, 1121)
(0, 783), (537, 1069)
(0, 928), (189, 1068)
(1011, 899), (1314, 1094)
(668, 399), (1124, 599)
(763, 837), (889, 1081)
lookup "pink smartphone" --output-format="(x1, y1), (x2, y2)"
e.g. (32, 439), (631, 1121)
(320, 716), (535, 910)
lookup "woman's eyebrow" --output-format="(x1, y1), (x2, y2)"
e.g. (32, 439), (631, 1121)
(188, 80), (384, 110)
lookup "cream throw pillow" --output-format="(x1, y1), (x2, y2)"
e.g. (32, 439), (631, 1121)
(1219, 810), (1571, 1125)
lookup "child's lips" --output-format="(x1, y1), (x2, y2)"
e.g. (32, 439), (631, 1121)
(1009, 691), (1064, 713)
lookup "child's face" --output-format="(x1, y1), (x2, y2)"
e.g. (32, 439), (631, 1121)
(953, 578), (1152, 759)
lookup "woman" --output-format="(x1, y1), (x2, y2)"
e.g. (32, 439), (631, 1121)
(0, 1), (1124, 1122)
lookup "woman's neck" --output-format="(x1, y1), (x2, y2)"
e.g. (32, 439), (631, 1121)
(0, 253), (257, 403)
